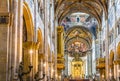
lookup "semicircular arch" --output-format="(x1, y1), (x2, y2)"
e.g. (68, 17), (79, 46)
(23, 2), (34, 41)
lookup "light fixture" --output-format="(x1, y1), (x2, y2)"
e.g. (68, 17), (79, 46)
(102, 74), (104, 78)
(29, 49), (33, 54)
(109, 72), (112, 77)
(43, 63), (46, 67)
(118, 69), (120, 73)
(56, 74), (58, 78)
(29, 49), (33, 63)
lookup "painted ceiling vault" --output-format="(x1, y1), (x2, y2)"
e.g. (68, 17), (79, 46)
(65, 26), (92, 57)
(55, 0), (108, 26)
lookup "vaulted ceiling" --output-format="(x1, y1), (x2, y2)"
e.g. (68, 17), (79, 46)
(55, 0), (108, 26)
(65, 26), (92, 48)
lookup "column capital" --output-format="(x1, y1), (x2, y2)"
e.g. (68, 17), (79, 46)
(23, 41), (40, 50)
(113, 60), (120, 65)
(57, 26), (64, 33)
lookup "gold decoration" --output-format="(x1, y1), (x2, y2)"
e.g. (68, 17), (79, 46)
(71, 61), (83, 79)
(57, 58), (65, 69)
(23, 41), (40, 50)
(113, 60), (120, 65)
(96, 58), (105, 69)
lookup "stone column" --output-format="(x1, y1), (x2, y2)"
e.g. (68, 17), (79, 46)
(38, 53), (44, 80)
(64, 51), (68, 76)
(87, 52), (92, 77)
(54, 20), (58, 81)
(105, 18), (109, 80)
(87, 55), (89, 77)
(113, 0), (117, 80)
(44, 0), (49, 80)
(9, 0), (19, 80)
(17, 0), (23, 66)
(0, 13), (10, 81)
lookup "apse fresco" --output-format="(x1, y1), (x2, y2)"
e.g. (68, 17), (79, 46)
(67, 41), (88, 57)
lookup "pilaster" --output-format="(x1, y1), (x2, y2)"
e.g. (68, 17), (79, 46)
(0, 13), (10, 81)
(44, 0), (49, 80)
(22, 41), (40, 81)
(57, 26), (65, 81)
(105, 18), (109, 80)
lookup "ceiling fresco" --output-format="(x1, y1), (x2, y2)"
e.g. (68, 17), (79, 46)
(55, 0), (108, 26)
(65, 26), (92, 57)
(61, 12), (97, 38)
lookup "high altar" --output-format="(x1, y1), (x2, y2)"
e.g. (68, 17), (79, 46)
(71, 60), (84, 79)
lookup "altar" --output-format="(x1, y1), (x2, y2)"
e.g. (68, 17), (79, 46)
(71, 60), (84, 79)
